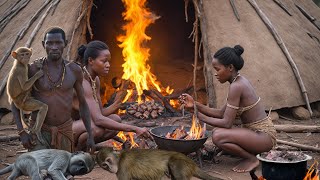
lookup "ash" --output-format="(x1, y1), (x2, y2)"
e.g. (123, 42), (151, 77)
(261, 150), (307, 162)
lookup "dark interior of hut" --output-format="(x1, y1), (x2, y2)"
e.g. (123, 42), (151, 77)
(88, 0), (207, 106)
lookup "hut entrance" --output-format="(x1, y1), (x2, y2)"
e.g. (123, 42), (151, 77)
(89, 0), (205, 109)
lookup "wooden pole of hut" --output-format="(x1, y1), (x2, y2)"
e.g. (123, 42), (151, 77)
(247, 0), (313, 116)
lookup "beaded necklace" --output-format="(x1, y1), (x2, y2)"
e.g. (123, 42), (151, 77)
(44, 58), (66, 91)
(83, 66), (98, 102)
(231, 73), (240, 84)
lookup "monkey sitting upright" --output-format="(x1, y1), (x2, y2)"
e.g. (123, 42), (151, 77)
(0, 149), (95, 180)
(97, 147), (224, 180)
(6, 47), (48, 145)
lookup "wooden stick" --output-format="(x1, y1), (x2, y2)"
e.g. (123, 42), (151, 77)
(0, 0), (9, 8)
(0, 135), (20, 142)
(50, 0), (60, 15)
(150, 89), (176, 114)
(198, 2), (217, 108)
(0, 0), (31, 33)
(229, 0), (240, 21)
(295, 4), (320, 31)
(279, 115), (295, 121)
(192, 0), (199, 101)
(20, 0), (52, 40)
(295, 4), (315, 22)
(272, 0), (292, 16)
(275, 124), (320, 133)
(164, 86), (194, 100)
(25, 0), (61, 48)
(67, 2), (86, 60)
(307, 32), (320, 44)
(0, 0), (52, 94)
(0, 0), (20, 24)
(247, 0), (313, 116)
(0, 74), (8, 96)
(184, 0), (190, 22)
(276, 139), (320, 152)
(0, 28), (24, 69)
(86, 0), (94, 39)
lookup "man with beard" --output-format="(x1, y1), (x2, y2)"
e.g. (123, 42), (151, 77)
(11, 27), (95, 153)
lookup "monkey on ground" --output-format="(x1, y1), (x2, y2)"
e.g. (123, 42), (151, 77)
(0, 149), (95, 180)
(96, 147), (224, 180)
(6, 47), (48, 145)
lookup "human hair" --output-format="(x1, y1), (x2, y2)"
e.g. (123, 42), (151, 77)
(213, 45), (244, 71)
(43, 26), (66, 42)
(77, 40), (109, 65)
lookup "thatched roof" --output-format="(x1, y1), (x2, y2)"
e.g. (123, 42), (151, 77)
(200, 0), (320, 110)
(0, 0), (319, 112)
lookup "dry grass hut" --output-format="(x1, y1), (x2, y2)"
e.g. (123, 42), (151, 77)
(0, 0), (320, 119)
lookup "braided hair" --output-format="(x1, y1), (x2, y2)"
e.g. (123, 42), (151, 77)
(213, 45), (244, 71)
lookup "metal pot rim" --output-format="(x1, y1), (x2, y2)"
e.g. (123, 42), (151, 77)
(257, 153), (312, 164)
(150, 125), (209, 142)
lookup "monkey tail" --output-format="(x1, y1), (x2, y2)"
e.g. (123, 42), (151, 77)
(0, 164), (13, 175)
(194, 167), (224, 180)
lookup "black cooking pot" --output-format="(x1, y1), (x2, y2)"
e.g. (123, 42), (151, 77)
(257, 154), (312, 180)
(150, 125), (210, 154)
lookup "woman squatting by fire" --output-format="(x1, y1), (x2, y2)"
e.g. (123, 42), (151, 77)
(179, 45), (276, 173)
(72, 40), (152, 151)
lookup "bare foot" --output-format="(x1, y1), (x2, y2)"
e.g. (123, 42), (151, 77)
(232, 157), (259, 173)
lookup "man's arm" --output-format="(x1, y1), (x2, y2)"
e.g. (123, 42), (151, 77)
(72, 64), (95, 152)
(11, 103), (34, 149)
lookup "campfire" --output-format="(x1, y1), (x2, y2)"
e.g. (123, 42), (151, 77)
(112, 131), (139, 150)
(117, 0), (174, 104)
(165, 115), (205, 140)
(100, 0), (196, 119)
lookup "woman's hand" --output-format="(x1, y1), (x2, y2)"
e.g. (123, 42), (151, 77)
(135, 127), (153, 140)
(178, 93), (195, 108)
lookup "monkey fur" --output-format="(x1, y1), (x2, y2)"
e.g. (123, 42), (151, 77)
(0, 149), (95, 180)
(97, 147), (224, 180)
(7, 47), (48, 145)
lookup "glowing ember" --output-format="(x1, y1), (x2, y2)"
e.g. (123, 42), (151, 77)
(304, 161), (319, 180)
(165, 115), (204, 140)
(112, 131), (139, 150)
(118, 0), (173, 103)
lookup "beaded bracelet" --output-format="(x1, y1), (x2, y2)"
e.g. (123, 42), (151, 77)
(17, 129), (26, 135)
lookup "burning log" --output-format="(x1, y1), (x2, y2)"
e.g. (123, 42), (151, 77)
(145, 89), (177, 115)
(126, 101), (165, 119)
(163, 86), (194, 100)
(165, 126), (188, 139)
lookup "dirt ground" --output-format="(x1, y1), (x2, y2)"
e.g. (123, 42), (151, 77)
(0, 113), (320, 180)
(0, 115), (320, 180)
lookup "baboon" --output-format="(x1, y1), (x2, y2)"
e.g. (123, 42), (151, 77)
(96, 147), (224, 180)
(7, 47), (48, 145)
(0, 149), (95, 180)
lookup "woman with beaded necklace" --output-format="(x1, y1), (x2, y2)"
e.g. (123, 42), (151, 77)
(72, 40), (152, 151)
(179, 45), (276, 173)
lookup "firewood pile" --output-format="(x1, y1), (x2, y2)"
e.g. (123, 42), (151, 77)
(126, 100), (165, 119)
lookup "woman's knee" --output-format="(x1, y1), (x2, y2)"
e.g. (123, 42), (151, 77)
(92, 127), (104, 137)
(108, 114), (121, 122)
(212, 128), (227, 145)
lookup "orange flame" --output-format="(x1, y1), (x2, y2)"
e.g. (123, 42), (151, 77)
(112, 131), (139, 150)
(304, 161), (319, 180)
(118, 0), (173, 103)
(187, 115), (203, 139)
